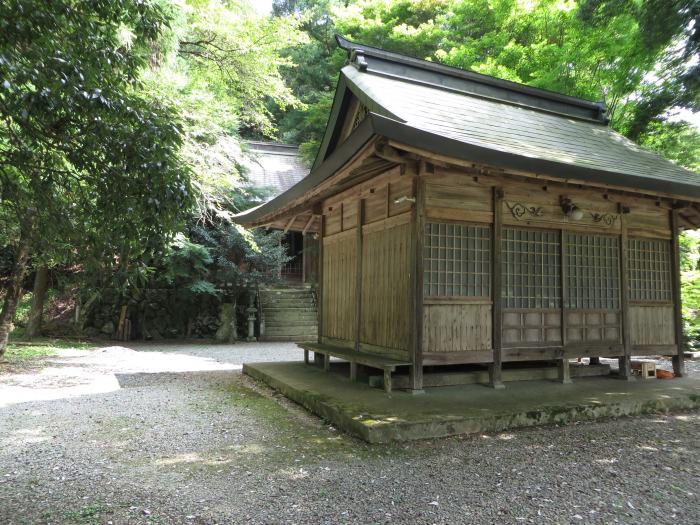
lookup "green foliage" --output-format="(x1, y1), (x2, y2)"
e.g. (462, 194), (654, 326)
(3, 341), (91, 366)
(681, 231), (700, 348)
(161, 233), (217, 295)
(145, 1), (306, 219)
(0, 0), (192, 281)
(638, 120), (700, 173)
(139, 0), (301, 311)
(12, 292), (33, 328)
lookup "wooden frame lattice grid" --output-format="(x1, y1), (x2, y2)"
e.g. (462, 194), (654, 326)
(502, 228), (561, 309)
(565, 233), (620, 310)
(628, 238), (672, 302)
(351, 103), (368, 132)
(423, 222), (491, 298)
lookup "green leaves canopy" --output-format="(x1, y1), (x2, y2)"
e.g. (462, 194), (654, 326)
(0, 0), (192, 270)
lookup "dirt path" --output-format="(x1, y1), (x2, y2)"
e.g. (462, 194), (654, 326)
(0, 343), (698, 524)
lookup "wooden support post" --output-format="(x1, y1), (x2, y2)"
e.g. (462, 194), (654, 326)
(383, 368), (393, 393)
(558, 229), (571, 383)
(354, 199), (364, 353)
(350, 362), (358, 382)
(618, 211), (634, 380)
(671, 209), (686, 377)
(558, 358), (572, 384)
(490, 187), (505, 389)
(409, 174), (425, 392)
(324, 352), (330, 372)
(317, 214), (324, 345)
(304, 348), (309, 365)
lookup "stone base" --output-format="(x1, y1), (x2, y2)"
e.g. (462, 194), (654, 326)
(243, 361), (700, 443)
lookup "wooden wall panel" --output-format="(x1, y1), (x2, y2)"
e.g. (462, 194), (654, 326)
(630, 305), (674, 345)
(424, 179), (492, 223)
(502, 310), (561, 346)
(627, 207), (671, 239)
(566, 310), (621, 343)
(325, 205), (343, 236)
(363, 186), (389, 224)
(423, 304), (492, 352)
(321, 232), (356, 341)
(388, 177), (414, 216)
(360, 221), (411, 356)
(342, 201), (358, 230)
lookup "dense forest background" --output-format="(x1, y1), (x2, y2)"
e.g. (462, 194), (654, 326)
(1, 0), (700, 352)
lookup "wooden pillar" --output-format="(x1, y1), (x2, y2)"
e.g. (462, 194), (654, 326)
(618, 211), (633, 379)
(314, 214), (325, 366)
(490, 187), (505, 389)
(409, 174), (425, 392)
(301, 235), (307, 284)
(671, 209), (685, 377)
(354, 199), (363, 353)
(558, 229), (572, 383)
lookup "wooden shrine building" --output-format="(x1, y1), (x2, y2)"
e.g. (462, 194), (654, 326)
(235, 36), (700, 392)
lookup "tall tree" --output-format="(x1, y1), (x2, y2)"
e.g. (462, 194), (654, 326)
(0, 0), (192, 355)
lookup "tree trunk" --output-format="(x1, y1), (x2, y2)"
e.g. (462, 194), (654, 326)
(26, 265), (49, 339)
(0, 238), (31, 358)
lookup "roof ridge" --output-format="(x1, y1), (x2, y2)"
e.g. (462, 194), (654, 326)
(335, 34), (608, 124)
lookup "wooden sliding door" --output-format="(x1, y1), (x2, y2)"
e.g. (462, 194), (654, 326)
(564, 233), (622, 350)
(501, 227), (562, 348)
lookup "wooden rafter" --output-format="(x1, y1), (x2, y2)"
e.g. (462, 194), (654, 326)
(282, 215), (297, 234)
(301, 215), (317, 235)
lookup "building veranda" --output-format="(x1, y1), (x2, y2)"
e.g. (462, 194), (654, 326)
(236, 36), (700, 394)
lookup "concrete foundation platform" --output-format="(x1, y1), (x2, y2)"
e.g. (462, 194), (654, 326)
(243, 361), (700, 443)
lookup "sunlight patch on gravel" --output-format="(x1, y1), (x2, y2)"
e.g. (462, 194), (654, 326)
(0, 345), (240, 408)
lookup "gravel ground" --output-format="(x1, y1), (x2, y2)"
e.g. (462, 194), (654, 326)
(0, 342), (698, 525)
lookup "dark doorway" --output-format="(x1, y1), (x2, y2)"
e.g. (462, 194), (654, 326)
(282, 231), (304, 281)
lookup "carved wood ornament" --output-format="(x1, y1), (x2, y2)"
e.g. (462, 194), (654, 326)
(505, 201), (619, 228)
(505, 201), (544, 220)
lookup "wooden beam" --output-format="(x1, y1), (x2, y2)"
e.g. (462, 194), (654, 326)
(490, 187), (505, 389)
(387, 140), (700, 205)
(282, 215), (297, 234)
(618, 210), (633, 380)
(409, 173), (425, 392)
(375, 142), (409, 164)
(301, 215), (316, 235)
(671, 209), (686, 376)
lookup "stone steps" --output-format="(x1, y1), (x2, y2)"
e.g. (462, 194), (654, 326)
(265, 326), (318, 337)
(260, 285), (318, 342)
(265, 319), (318, 327)
(262, 302), (316, 309)
(263, 334), (317, 342)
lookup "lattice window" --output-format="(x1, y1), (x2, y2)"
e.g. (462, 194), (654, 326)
(628, 238), (672, 302)
(566, 233), (620, 309)
(502, 228), (561, 309)
(423, 222), (491, 297)
(351, 104), (368, 131)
